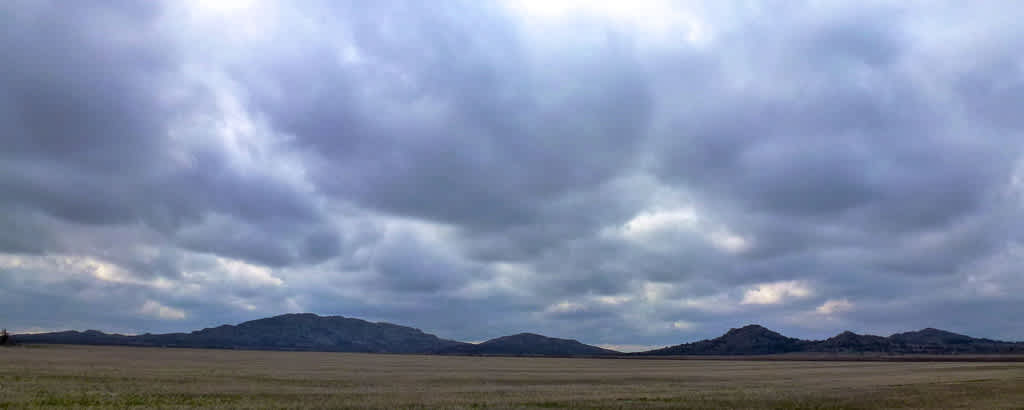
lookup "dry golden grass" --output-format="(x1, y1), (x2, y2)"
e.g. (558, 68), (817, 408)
(1, 345), (1023, 409)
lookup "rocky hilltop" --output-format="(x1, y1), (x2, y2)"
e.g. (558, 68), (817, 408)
(639, 325), (807, 355)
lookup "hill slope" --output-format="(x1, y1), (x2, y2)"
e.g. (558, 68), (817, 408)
(439, 333), (619, 356)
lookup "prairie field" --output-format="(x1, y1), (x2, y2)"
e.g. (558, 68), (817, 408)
(1, 345), (1023, 409)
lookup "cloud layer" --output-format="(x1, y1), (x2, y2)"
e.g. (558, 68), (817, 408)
(3, 0), (1024, 345)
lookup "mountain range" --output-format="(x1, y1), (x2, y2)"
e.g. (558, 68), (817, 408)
(637, 324), (1024, 355)
(12, 314), (1024, 356)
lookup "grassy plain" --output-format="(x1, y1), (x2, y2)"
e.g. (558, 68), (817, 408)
(1, 345), (1023, 409)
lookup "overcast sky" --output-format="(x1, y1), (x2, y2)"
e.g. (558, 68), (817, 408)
(2, 0), (1024, 350)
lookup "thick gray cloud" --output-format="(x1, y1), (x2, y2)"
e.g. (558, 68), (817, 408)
(2, 0), (1024, 347)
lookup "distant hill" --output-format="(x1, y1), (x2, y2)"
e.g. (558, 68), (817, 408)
(636, 325), (1024, 356)
(880, 328), (1020, 354)
(639, 325), (807, 355)
(439, 333), (619, 356)
(14, 313), (468, 354)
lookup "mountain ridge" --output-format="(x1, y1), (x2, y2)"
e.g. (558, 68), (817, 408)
(12, 314), (1024, 356)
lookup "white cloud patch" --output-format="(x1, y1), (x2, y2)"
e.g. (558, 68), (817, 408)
(708, 229), (752, 253)
(741, 281), (813, 305)
(595, 295), (632, 306)
(640, 281), (676, 303)
(674, 294), (737, 314)
(505, 0), (710, 46)
(672, 320), (696, 330)
(212, 257), (283, 287)
(622, 208), (698, 240)
(619, 207), (752, 253)
(0, 253), (171, 289)
(545, 301), (586, 314)
(140, 300), (187, 320)
(816, 298), (854, 315)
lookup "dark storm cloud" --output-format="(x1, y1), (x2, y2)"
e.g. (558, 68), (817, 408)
(0, 209), (60, 254)
(0, 1), (172, 171)
(2, 0), (1024, 346)
(0, 1), (327, 262)
(367, 229), (473, 293)
(0, 0), (180, 226)
(246, 1), (653, 237)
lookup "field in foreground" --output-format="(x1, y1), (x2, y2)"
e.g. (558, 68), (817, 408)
(1, 345), (1023, 409)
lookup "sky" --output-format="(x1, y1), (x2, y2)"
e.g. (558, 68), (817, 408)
(2, 0), (1024, 351)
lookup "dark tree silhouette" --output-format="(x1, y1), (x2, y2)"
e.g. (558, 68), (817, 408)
(0, 328), (8, 345)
